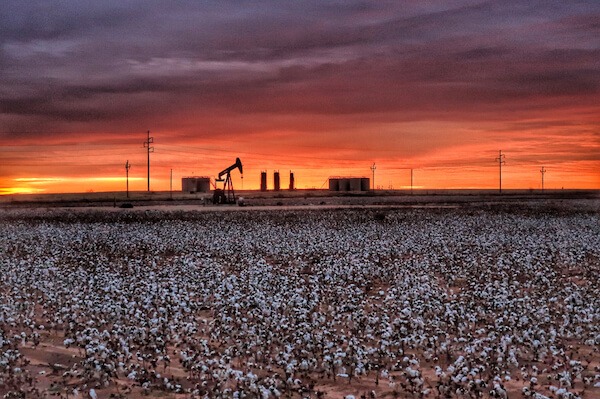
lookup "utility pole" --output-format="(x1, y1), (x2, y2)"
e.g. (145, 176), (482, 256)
(411, 169), (413, 195)
(540, 166), (546, 193)
(143, 130), (154, 191)
(125, 160), (131, 198)
(370, 163), (376, 191)
(495, 150), (505, 193)
(170, 168), (173, 199)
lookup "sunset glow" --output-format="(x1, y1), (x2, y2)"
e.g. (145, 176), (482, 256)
(1, 1), (598, 194)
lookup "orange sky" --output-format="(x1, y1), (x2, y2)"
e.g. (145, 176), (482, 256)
(2, 118), (598, 194)
(1, 1), (599, 194)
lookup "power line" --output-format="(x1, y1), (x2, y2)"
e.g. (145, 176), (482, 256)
(495, 150), (506, 193)
(159, 143), (360, 163)
(125, 160), (131, 198)
(1, 141), (568, 170)
(370, 162), (376, 190)
(540, 166), (546, 192)
(143, 130), (154, 191)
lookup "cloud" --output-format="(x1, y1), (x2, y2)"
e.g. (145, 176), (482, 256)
(0, 0), (598, 189)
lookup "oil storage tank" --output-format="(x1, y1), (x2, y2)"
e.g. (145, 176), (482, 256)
(329, 178), (340, 191)
(274, 171), (280, 191)
(182, 177), (211, 193)
(328, 177), (370, 192)
(260, 172), (267, 191)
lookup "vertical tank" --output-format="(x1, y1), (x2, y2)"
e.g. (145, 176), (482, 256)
(329, 178), (340, 191)
(182, 177), (211, 193)
(182, 177), (195, 193)
(274, 171), (280, 191)
(260, 171), (267, 191)
(289, 171), (295, 190)
(348, 178), (361, 191)
(198, 177), (211, 193)
(339, 178), (350, 191)
(361, 178), (370, 191)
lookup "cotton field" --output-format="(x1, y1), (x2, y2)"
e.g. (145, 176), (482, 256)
(1, 203), (599, 399)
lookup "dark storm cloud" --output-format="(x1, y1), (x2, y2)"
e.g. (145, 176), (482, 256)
(1, 0), (599, 143)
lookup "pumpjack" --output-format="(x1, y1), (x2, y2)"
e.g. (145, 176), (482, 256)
(213, 158), (243, 204)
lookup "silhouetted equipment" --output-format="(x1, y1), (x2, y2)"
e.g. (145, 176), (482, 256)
(329, 177), (370, 191)
(213, 158), (243, 204)
(329, 178), (339, 191)
(125, 160), (131, 198)
(362, 178), (370, 191)
(370, 163), (376, 190)
(540, 166), (547, 192)
(260, 171), (267, 191)
(289, 171), (295, 190)
(411, 169), (413, 195)
(274, 171), (280, 191)
(143, 130), (154, 191)
(182, 177), (211, 193)
(495, 150), (506, 193)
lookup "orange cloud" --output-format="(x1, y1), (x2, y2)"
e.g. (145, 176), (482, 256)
(1, 1), (598, 193)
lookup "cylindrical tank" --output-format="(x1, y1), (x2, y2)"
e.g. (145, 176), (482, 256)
(349, 178), (361, 191)
(274, 171), (280, 191)
(183, 177), (211, 193)
(361, 178), (370, 191)
(260, 172), (267, 191)
(289, 171), (295, 190)
(339, 178), (350, 191)
(329, 178), (340, 191)
(182, 178), (194, 193)
(197, 177), (211, 193)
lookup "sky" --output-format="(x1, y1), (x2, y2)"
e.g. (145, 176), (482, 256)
(1, 0), (599, 194)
